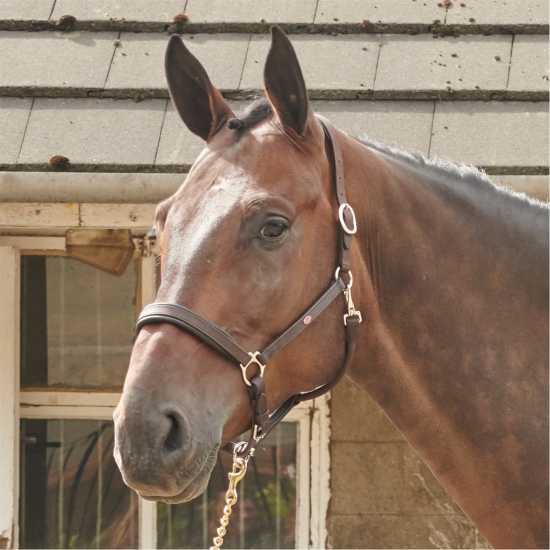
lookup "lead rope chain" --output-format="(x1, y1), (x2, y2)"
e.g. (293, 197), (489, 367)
(209, 443), (250, 550)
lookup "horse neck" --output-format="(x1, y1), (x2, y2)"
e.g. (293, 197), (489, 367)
(339, 133), (549, 548)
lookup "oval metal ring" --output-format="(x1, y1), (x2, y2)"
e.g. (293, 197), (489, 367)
(334, 267), (353, 288)
(338, 203), (358, 235)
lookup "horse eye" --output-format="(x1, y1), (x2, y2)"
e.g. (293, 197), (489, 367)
(259, 217), (289, 242)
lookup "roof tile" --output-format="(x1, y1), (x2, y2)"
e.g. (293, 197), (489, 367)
(316, 0), (446, 24)
(241, 35), (380, 90)
(18, 98), (167, 164)
(0, 0), (55, 19)
(0, 97), (32, 163)
(52, 0), (188, 21)
(508, 35), (549, 92)
(0, 30), (117, 87)
(156, 102), (203, 165)
(431, 101), (549, 166)
(316, 100), (434, 154)
(445, 0), (548, 25)
(107, 33), (249, 89)
(186, 0), (317, 23)
(376, 35), (512, 90)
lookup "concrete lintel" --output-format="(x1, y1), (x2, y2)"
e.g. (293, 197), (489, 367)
(0, 172), (183, 203)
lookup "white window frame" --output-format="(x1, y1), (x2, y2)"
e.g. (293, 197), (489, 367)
(0, 234), (330, 549)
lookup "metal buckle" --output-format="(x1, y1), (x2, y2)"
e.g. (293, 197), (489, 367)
(240, 351), (266, 386)
(338, 203), (358, 235)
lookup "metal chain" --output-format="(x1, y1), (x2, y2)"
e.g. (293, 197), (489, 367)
(209, 443), (250, 550)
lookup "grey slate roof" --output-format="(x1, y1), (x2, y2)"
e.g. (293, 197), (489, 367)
(0, 1), (548, 180)
(1, 31), (547, 95)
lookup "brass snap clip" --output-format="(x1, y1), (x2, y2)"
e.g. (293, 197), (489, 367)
(340, 270), (363, 326)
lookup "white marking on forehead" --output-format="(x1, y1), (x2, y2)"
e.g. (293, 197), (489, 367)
(186, 139), (248, 182)
(168, 173), (249, 282)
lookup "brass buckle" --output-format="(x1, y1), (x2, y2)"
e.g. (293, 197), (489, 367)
(240, 351), (266, 386)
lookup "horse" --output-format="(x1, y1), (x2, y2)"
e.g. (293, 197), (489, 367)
(113, 27), (549, 549)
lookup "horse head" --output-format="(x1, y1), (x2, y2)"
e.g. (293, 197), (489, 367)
(113, 28), (354, 503)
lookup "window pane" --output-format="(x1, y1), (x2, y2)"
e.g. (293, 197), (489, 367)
(157, 422), (297, 549)
(20, 419), (139, 549)
(20, 256), (137, 388)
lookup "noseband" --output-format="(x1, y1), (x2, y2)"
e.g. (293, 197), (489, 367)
(135, 118), (363, 460)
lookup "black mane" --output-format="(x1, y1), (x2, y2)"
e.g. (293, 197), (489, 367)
(359, 135), (548, 210)
(229, 98), (273, 134)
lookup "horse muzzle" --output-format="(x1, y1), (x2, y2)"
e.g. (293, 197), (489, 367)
(113, 394), (218, 502)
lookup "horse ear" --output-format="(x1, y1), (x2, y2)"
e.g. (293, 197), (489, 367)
(264, 26), (311, 137)
(165, 35), (234, 141)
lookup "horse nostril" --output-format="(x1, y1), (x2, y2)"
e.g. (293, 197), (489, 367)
(163, 413), (183, 453)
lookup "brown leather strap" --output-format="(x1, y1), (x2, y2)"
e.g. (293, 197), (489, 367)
(262, 278), (345, 361)
(318, 117), (354, 271)
(137, 303), (251, 366)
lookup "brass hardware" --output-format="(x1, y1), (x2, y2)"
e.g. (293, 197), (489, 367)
(209, 443), (250, 550)
(334, 266), (353, 287)
(342, 271), (363, 325)
(239, 351), (266, 386)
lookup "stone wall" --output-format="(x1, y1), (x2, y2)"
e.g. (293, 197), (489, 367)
(328, 378), (491, 548)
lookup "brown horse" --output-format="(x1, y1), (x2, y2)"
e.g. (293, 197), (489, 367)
(113, 28), (549, 548)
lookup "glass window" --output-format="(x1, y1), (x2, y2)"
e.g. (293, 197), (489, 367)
(19, 419), (139, 549)
(20, 256), (137, 389)
(157, 423), (298, 549)
(14, 249), (316, 549)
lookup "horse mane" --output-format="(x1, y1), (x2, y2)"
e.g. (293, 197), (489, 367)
(231, 98), (273, 134)
(358, 134), (548, 210)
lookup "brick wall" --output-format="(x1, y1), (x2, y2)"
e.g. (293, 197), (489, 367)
(328, 378), (491, 548)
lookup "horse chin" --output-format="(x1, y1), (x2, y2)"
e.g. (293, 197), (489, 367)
(138, 444), (219, 504)
(161, 475), (210, 504)
(140, 476), (209, 504)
